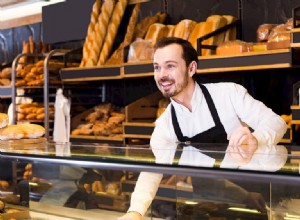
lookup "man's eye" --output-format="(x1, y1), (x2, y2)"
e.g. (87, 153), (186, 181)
(167, 64), (174, 69)
(154, 66), (160, 72)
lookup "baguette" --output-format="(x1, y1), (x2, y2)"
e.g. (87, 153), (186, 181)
(97, 0), (128, 66)
(106, 3), (141, 65)
(80, 0), (102, 67)
(85, 0), (116, 67)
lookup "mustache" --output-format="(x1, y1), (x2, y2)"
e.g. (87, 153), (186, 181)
(159, 76), (173, 82)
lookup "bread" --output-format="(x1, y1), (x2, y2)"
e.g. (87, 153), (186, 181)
(267, 31), (291, 50)
(127, 38), (154, 63)
(145, 23), (169, 45)
(257, 24), (275, 42)
(18, 124), (45, 139)
(85, 0), (115, 67)
(0, 113), (8, 128)
(173, 19), (197, 40)
(105, 3), (141, 65)
(166, 25), (175, 37)
(97, 0), (128, 65)
(201, 15), (227, 56)
(132, 12), (167, 40)
(80, 0), (102, 67)
(216, 40), (249, 56)
(0, 125), (25, 140)
(188, 22), (206, 50)
(222, 15), (237, 42)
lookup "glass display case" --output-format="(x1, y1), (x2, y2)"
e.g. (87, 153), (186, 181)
(0, 140), (299, 219)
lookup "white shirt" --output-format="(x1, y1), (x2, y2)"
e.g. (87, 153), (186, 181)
(128, 82), (287, 216)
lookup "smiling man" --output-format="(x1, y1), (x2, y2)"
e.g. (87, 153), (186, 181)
(118, 37), (287, 220)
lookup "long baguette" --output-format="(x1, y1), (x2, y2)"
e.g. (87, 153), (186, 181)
(97, 0), (128, 66)
(80, 0), (102, 67)
(85, 0), (115, 67)
(106, 3), (141, 65)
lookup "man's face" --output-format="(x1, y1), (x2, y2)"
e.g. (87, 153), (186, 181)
(153, 44), (190, 98)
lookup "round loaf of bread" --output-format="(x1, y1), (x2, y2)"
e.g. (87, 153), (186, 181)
(0, 113), (8, 128)
(18, 124), (45, 139)
(0, 125), (25, 140)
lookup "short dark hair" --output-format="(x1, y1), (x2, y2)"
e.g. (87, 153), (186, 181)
(154, 37), (199, 67)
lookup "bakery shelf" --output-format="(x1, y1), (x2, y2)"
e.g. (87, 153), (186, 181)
(197, 49), (295, 74)
(60, 66), (122, 82)
(0, 86), (12, 98)
(122, 61), (154, 78)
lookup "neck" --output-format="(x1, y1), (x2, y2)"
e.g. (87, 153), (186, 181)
(172, 80), (195, 112)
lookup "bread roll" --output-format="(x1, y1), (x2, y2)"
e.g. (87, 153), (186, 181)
(145, 23), (169, 45)
(0, 125), (25, 140)
(18, 124), (45, 139)
(188, 22), (206, 50)
(80, 0), (102, 67)
(201, 15), (227, 56)
(85, 0), (116, 67)
(0, 113), (8, 128)
(173, 19), (197, 40)
(223, 15), (237, 42)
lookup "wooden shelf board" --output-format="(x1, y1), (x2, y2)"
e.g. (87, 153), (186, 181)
(0, 13), (41, 30)
(70, 135), (123, 142)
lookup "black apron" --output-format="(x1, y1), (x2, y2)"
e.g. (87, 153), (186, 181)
(171, 83), (227, 144)
(171, 84), (228, 219)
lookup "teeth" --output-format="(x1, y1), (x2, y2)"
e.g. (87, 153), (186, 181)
(161, 82), (171, 86)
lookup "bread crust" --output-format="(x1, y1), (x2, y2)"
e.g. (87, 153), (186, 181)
(85, 0), (116, 67)
(97, 0), (128, 65)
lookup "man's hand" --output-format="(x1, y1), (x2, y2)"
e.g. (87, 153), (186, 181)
(227, 127), (258, 165)
(228, 127), (258, 146)
(118, 211), (142, 220)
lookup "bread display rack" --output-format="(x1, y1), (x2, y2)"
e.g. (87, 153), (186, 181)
(11, 49), (70, 139)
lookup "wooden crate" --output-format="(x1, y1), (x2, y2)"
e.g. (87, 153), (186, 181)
(124, 91), (163, 141)
(125, 91), (163, 123)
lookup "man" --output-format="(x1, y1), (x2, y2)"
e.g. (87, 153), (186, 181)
(119, 37), (287, 219)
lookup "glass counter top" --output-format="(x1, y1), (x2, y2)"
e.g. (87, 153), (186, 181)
(0, 140), (298, 177)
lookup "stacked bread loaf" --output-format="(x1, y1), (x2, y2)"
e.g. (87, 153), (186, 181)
(0, 113), (45, 140)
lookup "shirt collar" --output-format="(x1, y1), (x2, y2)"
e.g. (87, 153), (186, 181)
(170, 83), (202, 113)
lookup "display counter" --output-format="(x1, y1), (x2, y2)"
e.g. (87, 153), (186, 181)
(0, 141), (299, 219)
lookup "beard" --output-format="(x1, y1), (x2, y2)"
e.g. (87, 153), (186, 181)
(157, 70), (189, 98)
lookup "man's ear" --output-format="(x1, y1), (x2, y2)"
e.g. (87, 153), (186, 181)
(188, 61), (197, 77)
